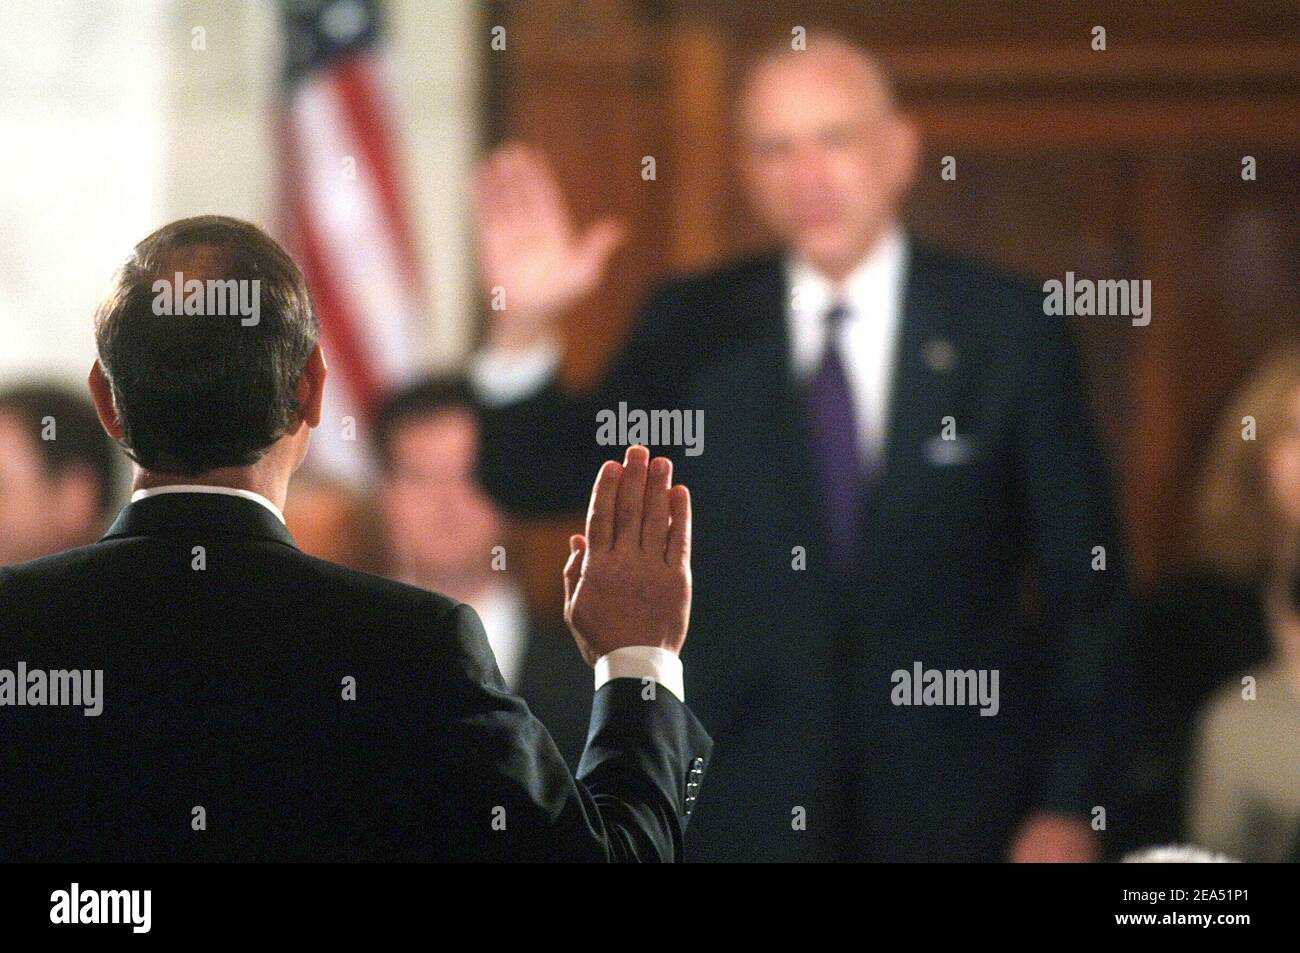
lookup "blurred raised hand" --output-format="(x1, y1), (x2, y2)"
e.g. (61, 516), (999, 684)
(563, 446), (692, 666)
(472, 142), (627, 352)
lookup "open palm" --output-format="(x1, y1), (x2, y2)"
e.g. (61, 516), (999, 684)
(472, 143), (625, 347)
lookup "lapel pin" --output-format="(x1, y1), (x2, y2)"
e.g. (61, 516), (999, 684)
(923, 338), (957, 373)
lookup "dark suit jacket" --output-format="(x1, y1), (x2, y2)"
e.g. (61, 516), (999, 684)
(0, 492), (711, 862)
(516, 617), (598, 772)
(477, 242), (1138, 861)
(1121, 573), (1270, 852)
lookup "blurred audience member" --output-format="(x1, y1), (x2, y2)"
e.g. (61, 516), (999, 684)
(0, 383), (118, 565)
(284, 472), (383, 572)
(1189, 657), (1300, 862)
(1179, 347), (1300, 862)
(372, 376), (591, 767)
(1138, 348), (1300, 852)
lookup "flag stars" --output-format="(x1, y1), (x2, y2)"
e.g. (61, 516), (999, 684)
(320, 0), (369, 45)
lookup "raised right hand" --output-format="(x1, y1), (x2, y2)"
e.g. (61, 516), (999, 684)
(562, 446), (692, 666)
(472, 142), (626, 353)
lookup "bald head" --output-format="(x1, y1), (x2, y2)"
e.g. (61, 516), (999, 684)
(736, 33), (918, 280)
(740, 33), (899, 122)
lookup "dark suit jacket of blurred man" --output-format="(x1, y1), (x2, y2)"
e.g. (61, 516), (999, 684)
(0, 491), (711, 861)
(473, 581), (597, 771)
(475, 240), (1137, 861)
(516, 616), (601, 771)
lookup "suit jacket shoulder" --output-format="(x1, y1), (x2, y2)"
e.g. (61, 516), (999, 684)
(908, 242), (1050, 333)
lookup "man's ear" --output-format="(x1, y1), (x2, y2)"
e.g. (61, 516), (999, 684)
(87, 361), (125, 441)
(885, 114), (921, 199)
(295, 344), (328, 430)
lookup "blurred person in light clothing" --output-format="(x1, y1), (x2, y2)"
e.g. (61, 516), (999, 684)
(372, 376), (592, 768)
(1184, 347), (1300, 863)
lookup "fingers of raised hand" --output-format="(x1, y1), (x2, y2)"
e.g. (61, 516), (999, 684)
(613, 445), (650, 549)
(589, 446), (688, 566)
(586, 460), (622, 551)
(563, 533), (586, 603)
(667, 484), (691, 567)
(641, 455), (673, 553)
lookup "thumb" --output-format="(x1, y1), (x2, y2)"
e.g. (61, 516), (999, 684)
(563, 534), (587, 603)
(576, 218), (626, 273)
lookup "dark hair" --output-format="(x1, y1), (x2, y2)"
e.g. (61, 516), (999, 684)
(372, 376), (477, 472)
(0, 384), (118, 517)
(93, 215), (319, 475)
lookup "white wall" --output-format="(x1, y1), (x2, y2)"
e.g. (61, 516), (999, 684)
(389, 0), (484, 367)
(0, 0), (483, 388)
(0, 0), (173, 387)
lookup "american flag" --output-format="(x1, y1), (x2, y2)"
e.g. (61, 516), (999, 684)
(278, 0), (426, 482)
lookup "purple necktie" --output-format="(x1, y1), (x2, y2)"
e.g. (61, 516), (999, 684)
(802, 301), (865, 569)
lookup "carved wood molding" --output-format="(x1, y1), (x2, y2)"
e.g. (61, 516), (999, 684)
(881, 42), (1300, 89)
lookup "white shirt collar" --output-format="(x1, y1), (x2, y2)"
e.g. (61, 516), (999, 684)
(785, 225), (908, 379)
(130, 484), (287, 525)
(787, 225), (907, 306)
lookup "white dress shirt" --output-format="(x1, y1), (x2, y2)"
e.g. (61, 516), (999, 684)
(785, 226), (908, 469)
(470, 582), (531, 690)
(132, 484), (287, 523)
(128, 485), (685, 701)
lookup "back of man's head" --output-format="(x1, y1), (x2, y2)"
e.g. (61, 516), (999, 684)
(93, 215), (319, 476)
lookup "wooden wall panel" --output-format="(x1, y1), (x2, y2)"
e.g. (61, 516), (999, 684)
(486, 0), (671, 616)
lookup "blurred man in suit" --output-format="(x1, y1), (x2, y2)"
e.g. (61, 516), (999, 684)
(373, 376), (592, 768)
(0, 215), (709, 862)
(0, 384), (117, 565)
(469, 33), (1135, 861)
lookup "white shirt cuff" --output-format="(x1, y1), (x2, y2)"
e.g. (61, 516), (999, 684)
(594, 646), (685, 703)
(467, 339), (562, 407)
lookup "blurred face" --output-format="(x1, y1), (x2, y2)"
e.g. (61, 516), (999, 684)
(379, 408), (504, 595)
(1265, 385), (1300, 530)
(0, 413), (49, 564)
(738, 48), (918, 280)
(0, 412), (101, 564)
